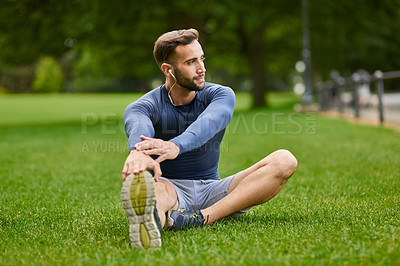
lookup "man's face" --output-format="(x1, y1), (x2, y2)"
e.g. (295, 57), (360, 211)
(172, 40), (206, 91)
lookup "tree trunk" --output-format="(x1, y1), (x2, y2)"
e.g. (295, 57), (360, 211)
(249, 31), (268, 108)
(239, 25), (268, 108)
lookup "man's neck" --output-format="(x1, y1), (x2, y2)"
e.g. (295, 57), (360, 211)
(165, 82), (196, 106)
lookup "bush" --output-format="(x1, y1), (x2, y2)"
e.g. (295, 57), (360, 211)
(33, 56), (65, 92)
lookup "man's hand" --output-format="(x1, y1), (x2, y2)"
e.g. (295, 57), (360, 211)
(134, 135), (180, 163)
(121, 149), (162, 182)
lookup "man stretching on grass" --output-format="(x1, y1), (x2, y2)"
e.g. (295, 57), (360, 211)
(121, 28), (297, 248)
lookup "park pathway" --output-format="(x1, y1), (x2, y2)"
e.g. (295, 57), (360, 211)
(319, 92), (400, 131)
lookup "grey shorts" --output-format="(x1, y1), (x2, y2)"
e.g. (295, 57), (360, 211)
(159, 174), (250, 218)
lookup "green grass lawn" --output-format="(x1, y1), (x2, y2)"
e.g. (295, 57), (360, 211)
(0, 92), (399, 265)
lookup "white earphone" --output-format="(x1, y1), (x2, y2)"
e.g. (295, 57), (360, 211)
(169, 69), (176, 80)
(168, 69), (177, 106)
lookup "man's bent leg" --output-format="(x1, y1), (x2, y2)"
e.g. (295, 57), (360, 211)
(155, 179), (179, 227)
(201, 149), (298, 224)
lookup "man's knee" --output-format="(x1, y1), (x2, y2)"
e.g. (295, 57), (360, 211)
(272, 149), (298, 178)
(155, 180), (178, 211)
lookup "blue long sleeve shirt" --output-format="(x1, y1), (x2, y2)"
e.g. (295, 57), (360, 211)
(124, 82), (235, 180)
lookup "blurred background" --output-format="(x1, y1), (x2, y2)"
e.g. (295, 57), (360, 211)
(1, 0), (399, 109)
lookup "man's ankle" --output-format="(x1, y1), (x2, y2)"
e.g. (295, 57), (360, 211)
(200, 210), (210, 225)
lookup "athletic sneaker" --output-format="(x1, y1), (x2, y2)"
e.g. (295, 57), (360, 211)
(166, 209), (207, 230)
(121, 171), (162, 248)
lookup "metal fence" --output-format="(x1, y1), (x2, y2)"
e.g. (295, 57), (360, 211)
(316, 69), (400, 123)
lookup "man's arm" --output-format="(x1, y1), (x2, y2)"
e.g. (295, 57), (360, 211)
(135, 85), (235, 155)
(124, 99), (156, 151)
(124, 85), (235, 180)
(123, 97), (161, 181)
(169, 85), (235, 154)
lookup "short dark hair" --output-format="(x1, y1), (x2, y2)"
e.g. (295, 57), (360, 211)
(153, 29), (199, 67)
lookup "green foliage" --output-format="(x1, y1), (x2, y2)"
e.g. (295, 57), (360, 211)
(0, 93), (399, 265)
(309, 0), (400, 79)
(32, 56), (65, 93)
(1, 1), (400, 98)
(0, 0), (70, 67)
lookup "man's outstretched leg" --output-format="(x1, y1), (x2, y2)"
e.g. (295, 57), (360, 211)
(121, 171), (162, 248)
(121, 171), (179, 248)
(202, 149), (298, 224)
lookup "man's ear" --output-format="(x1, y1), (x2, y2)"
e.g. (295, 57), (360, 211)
(161, 63), (173, 77)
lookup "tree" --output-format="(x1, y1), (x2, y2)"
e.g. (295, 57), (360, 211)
(1, 0), (400, 98)
(308, 0), (400, 80)
(202, 0), (301, 107)
(0, 0), (69, 67)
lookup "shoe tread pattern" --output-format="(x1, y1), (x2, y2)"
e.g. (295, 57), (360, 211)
(121, 171), (161, 248)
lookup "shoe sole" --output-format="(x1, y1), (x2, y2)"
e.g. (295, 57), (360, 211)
(121, 171), (161, 248)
